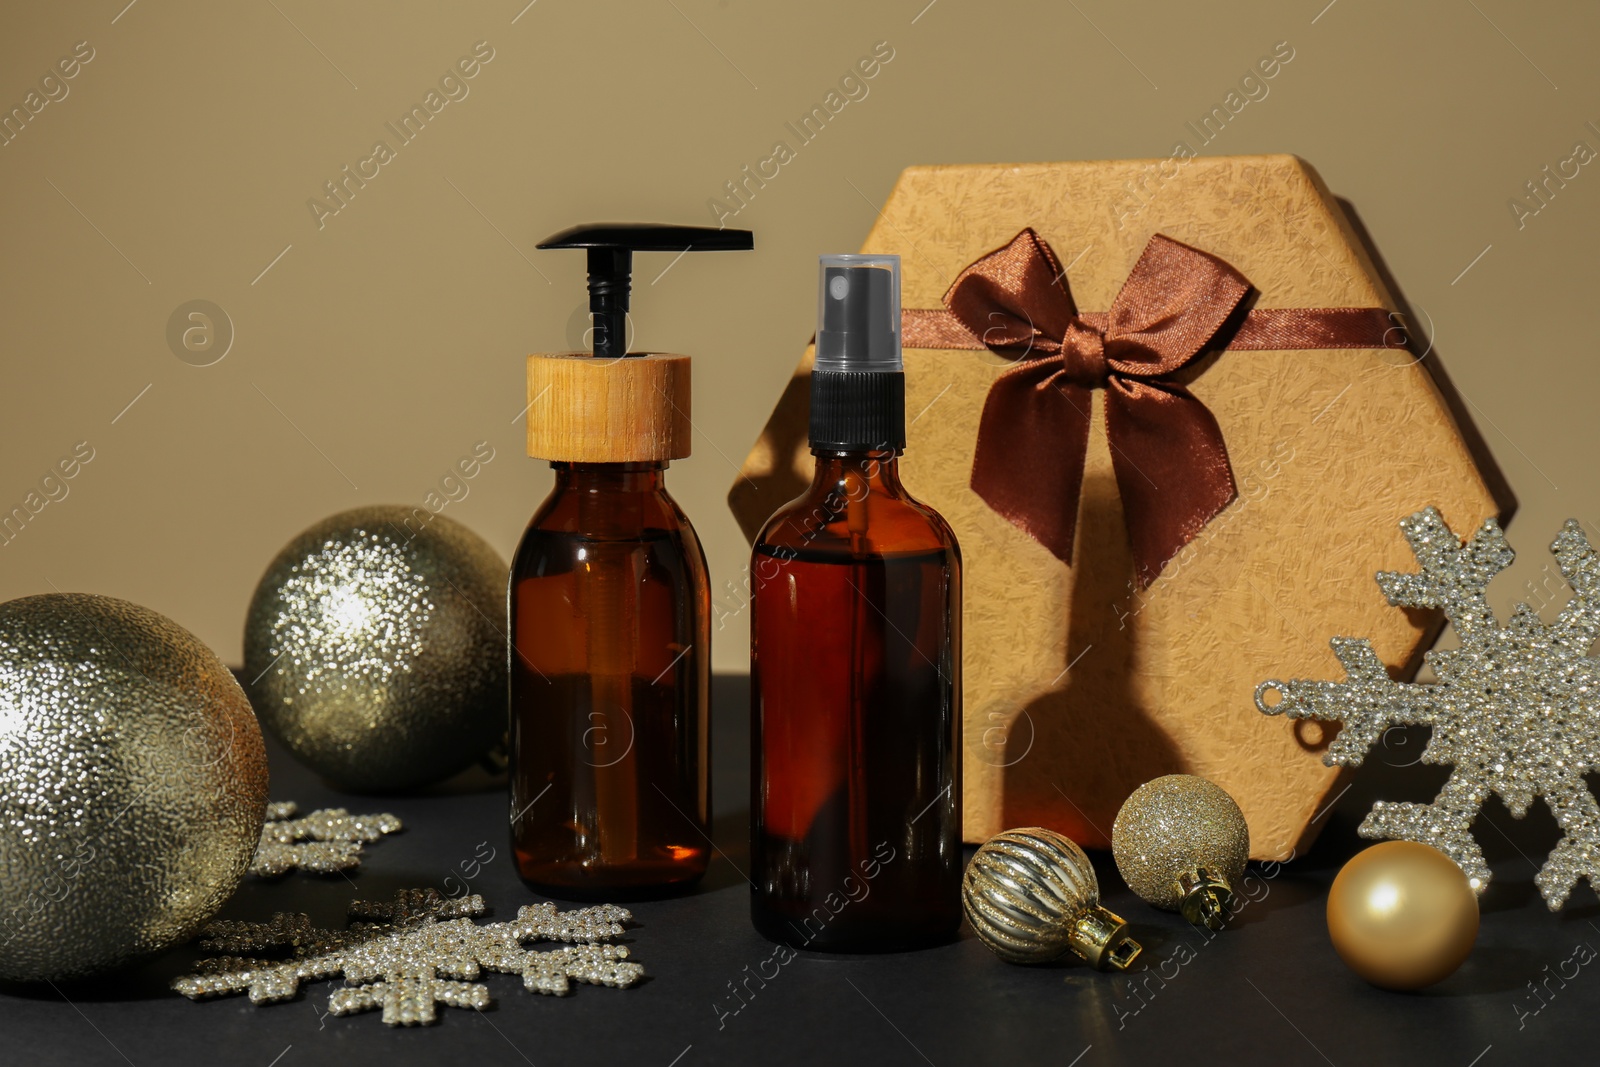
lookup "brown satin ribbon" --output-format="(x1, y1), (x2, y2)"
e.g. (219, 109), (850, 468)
(901, 228), (1405, 587)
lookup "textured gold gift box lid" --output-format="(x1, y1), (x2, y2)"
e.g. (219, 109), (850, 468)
(526, 352), (691, 462)
(728, 155), (1511, 861)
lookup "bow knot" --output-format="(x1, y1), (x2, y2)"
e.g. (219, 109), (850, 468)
(1059, 319), (1109, 387)
(944, 228), (1252, 587)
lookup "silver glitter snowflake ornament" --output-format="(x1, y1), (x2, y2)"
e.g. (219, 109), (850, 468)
(173, 888), (642, 1025)
(1256, 506), (1600, 909)
(249, 801), (403, 877)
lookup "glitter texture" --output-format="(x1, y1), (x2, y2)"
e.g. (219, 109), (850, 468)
(173, 888), (643, 1026)
(249, 801), (402, 877)
(1111, 774), (1249, 910)
(244, 508), (506, 791)
(1257, 507), (1600, 909)
(0, 594), (268, 982)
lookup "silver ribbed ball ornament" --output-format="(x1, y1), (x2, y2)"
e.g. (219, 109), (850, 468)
(962, 827), (1141, 970)
(1112, 774), (1250, 929)
(245, 507), (506, 792)
(0, 593), (268, 982)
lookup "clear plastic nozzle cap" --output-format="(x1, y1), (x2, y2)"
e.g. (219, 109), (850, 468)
(815, 254), (901, 373)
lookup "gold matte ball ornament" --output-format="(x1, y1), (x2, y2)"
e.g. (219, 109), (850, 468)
(0, 594), (269, 982)
(1326, 841), (1479, 990)
(1112, 774), (1250, 928)
(245, 507), (507, 792)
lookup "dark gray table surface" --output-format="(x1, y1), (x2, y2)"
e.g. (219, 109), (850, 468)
(4, 675), (1592, 1066)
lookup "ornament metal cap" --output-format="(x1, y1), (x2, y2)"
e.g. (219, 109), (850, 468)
(1175, 867), (1235, 930)
(1069, 906), (1142, 971)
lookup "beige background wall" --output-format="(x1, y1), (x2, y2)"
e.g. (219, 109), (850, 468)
(1, 0), (1595, 671)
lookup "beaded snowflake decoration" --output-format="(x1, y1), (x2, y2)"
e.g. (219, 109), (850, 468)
(249, 801), (403, 877)
(173, 889), (642, 1025)
(1256, 507), (1600, 909)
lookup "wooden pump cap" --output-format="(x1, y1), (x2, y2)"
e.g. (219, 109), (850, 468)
(525, 352), (692, 462)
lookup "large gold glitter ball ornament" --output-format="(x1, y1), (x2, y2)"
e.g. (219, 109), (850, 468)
(0, 593), (268, 982)
(1327, 841), (1479, 990)
(963, 827), (1141, 970)
(245, 507), (507, 792)
(1112, 774), (1250, 929)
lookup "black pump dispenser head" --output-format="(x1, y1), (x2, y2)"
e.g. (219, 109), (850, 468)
(537, 223), (754, 359)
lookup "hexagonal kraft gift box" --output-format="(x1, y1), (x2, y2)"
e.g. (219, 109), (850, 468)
(729, 155), (1509, 860)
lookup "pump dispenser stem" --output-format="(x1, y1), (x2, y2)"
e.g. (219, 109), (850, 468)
(586, 247), (631, 359)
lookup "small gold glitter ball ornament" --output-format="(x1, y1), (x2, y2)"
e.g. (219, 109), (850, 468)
(0, 593), (268, 982)
(1112, 774), (1250, 929)
(1326, 841), (1478, 990)
(963, 827), (1141, 970)
(245, 507), (507, 792)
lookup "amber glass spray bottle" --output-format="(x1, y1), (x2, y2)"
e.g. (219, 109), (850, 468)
(751, 254), (962, 949)
(511, 223), (752, 897)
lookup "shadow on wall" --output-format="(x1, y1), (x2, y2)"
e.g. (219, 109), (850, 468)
(727, 351), (814, 544)
(996, 469), (1181, 849)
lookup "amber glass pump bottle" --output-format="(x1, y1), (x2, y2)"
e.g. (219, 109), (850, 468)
(750, 254), (962, 950)
(511, 223), (752, 898)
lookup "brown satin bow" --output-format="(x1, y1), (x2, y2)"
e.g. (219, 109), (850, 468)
(951, 229), (1246, 586)
(905, 228), (1404, 587)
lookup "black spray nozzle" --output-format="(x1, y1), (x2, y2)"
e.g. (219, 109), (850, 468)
(809, 253), (905, 451)
(815, 254), (901, 373)
(537, 223), (754, 359)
